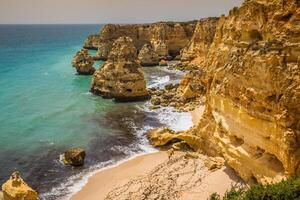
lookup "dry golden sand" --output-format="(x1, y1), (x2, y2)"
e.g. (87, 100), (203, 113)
(70, 106), (241, 200)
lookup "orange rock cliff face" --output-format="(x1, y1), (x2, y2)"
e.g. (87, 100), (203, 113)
(84, 21), (197, 60)
(180, 17), (219, 66)
(191, 0), (300, 184)
(90, 37), (149, 101)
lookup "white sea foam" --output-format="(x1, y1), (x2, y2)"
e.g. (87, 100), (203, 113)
(42, 67), (192, 200)
(41, 150), (158, 200)
(148, 75), (170, 88)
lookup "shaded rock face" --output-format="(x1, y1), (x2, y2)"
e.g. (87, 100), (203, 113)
(2, 171), (38, 200)
(71, 49), (95, 75)
(190, 0), (300, 184)
(91, 37), (149, 101)
(138, 44), (159, 66)
(88, 22), (196, 60)
(181, 17), (219, 66)
(63, 148), (86, 166)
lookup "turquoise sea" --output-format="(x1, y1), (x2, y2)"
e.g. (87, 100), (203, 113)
(0, 25), (192, 199)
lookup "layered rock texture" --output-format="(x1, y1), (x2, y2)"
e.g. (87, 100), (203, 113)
(147, 0), (300, 185)
(2, 171), (38, 200)
(180, 17), (219, 67)
(90, 37), (149, 101)
(138, 44), (160, 66)
(191, 0), (300, 184)
(86, 22), (196, 60)
(72, 49), (95, 75)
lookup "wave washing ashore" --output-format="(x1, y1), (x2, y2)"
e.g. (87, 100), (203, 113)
(0, 25), (194, 199)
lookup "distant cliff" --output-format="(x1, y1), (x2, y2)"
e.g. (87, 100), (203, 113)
(83, 21), (197, 60)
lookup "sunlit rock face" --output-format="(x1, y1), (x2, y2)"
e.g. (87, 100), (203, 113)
(138, 44), (160, 66)
(90, 36), (149, 101)
(190, 0), (300, 184)
(87, 22), (196, 60)
(180, 17), (219, 66)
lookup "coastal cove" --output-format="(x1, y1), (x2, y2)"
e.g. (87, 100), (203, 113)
(2, 0), (300, 199)
(0, 25), (193, 199)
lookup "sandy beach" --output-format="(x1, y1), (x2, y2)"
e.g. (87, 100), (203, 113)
(70, 106), (241, 200)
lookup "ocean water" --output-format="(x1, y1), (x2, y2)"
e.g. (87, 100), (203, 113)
(0, 25), (192, 199)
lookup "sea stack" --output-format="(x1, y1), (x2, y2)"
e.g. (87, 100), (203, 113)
(138, 44), (159, 66)
(90, 36), (149, 101)
(2, 171), (38, 200)
(71, 49), (95, 75)
(62, 148), (86, 166)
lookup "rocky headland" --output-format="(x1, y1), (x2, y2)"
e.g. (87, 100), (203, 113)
(147, 0), (300, 185)
(84, 21), (197, 60)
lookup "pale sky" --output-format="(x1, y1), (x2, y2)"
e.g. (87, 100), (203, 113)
(0, 0), (243, 24)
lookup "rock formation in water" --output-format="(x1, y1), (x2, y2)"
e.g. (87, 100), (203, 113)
(90, 36), (149, 101)
(138, 44), (160, 66)
(85, 22), (196, 60)
(180, 17), (219, 67)
(62, 148), (86, 166)
(72, 49), (95, 75)
(2, 171), (38, 200)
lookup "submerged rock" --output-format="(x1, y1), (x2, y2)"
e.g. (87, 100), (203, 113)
(72, 49), (95, 75)
(2, 171), (38, 200)
(138, 44), (159, 66)
(91, 36), (149, 101)
(63, 148), (86, 166)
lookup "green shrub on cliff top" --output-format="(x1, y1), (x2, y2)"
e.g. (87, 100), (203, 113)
(209, 178), (300, 200)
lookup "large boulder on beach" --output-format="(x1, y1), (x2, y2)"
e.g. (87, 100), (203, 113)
(72, 49), (95, 75)
(91, 36), (149, 101)
(63, 148), (86, 166)
(138, 44), (159, 66)
(2, 171), (38, 200)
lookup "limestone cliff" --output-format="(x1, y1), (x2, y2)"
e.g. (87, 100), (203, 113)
(86, 22), (196, 60)
(191, 0), (300, 184)
(147, 0), (300, 185)
(90, 37), (149, 101)
(180, 17), (219, 66)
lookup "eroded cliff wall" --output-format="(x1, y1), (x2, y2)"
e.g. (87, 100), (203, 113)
(180, 17), (219, 66)
(84, 21), (197, 60)
(191, 0), (300, 184)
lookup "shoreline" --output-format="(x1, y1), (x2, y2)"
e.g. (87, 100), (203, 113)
(69, 105), (241, 200)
